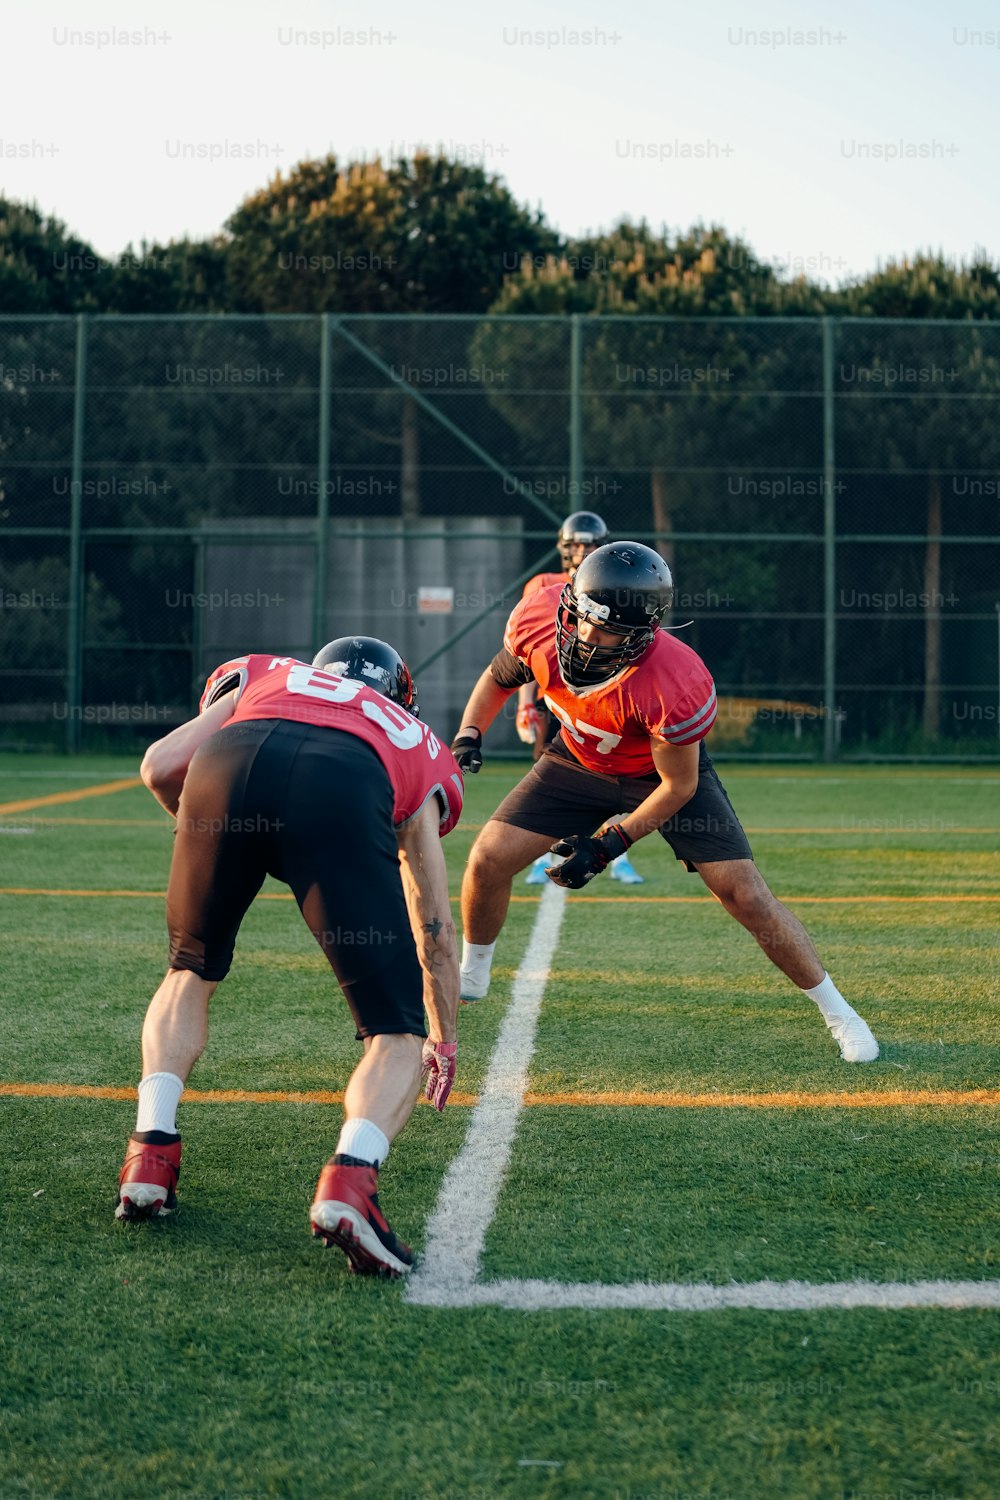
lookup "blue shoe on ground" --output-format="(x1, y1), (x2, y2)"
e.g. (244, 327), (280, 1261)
(609, 854), (644, 884)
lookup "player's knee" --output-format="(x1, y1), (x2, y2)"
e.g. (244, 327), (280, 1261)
(713, 866), (773, 920)
(168, 929), (234, 981)
(368, 1030), (421, 1052)
(466, 828), (509, 883)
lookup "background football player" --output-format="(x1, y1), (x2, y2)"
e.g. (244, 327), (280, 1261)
(450, 543), (879, 1064)
(116, 637), (462, 1278)
(517, 510), (645, 886)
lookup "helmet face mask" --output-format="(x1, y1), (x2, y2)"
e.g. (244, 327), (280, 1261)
(311, 636), (418, 715)
(555, 543), (674, 689)
(556, 596), (643, 687)
(557, 510), (608, 572)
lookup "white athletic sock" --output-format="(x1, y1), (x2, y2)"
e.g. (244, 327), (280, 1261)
(461, 939), (496, 974)
(335, 1117), (390, 1167)
(802, 972), (854, 1023)
(135, 1072), (184, 1135)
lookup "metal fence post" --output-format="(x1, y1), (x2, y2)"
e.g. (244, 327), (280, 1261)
(192, 534), (205, 700)
(821, 317), (838, 762)
(66, 313), (88, 752)
(569, 313), (583, 494)
(314, 313), (332, 650)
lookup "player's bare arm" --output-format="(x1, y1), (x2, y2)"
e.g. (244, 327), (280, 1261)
(451, 661), (525, 773)
(616, 738), (700, 843)
(456, 665), (518, 739)
(139, 688), (238, 816)
(396, 798), (460, 1043)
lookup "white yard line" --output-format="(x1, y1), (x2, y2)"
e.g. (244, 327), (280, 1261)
(407, 881), (567, 1302)
(409, 1276), (1000, 1312)
(407, 880), (1000, 1315)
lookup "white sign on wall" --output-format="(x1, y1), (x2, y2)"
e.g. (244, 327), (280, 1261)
(418, 587), (455, 615)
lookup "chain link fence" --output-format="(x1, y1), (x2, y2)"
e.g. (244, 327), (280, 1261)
(1, 313), (998, 758)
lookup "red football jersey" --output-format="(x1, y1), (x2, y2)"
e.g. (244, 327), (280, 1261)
(522, 570), (568, 599)
(502, 584), (717, 775)
(199, 655), (464, 834)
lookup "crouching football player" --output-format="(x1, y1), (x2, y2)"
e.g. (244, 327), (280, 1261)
(116, 637), (463, 1277)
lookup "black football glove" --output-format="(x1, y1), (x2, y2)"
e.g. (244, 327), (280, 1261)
(450, 728), (483, 775)
(546, 823), (632, 889)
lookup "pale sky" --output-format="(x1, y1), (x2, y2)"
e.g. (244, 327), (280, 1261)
(1, 0), (997, 284)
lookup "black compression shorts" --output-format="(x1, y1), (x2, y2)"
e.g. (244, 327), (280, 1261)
(165, 719), (425, 1039)
(492, 737), (753, 870)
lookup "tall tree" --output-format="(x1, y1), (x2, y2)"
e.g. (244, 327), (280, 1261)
(473, 223), (828, 683)
(102, 237), (231, 313)
(226, 153), (556, 515)
(835, 256), (1000, 739)
(0, 198), (108, 312)
(227, 153), (555, 313)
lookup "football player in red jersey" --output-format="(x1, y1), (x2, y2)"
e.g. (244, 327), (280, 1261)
(115, 637), (464, 1277)
(450, 543), (879, 1063)
(517, 511), (645, 885)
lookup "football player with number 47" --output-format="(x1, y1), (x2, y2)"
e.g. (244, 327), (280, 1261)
(450, 543), (879, 1063)
(115, 637), (464, 1278)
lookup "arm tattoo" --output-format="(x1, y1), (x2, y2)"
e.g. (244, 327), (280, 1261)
(423, 917), (443, 940)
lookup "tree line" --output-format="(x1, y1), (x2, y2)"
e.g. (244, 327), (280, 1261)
(2, 150), (999, 318)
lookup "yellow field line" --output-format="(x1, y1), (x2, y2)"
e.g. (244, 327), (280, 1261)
(0, 777), (142, 815)
(1, 1081), (997, 1109)
(0, 888), (310, 901)
(0, 888), (164, 900)
(742, 828), (999, 836)
(4, 814), (997, 837)
(562, 894), (1000, 905)
(0, 816), (169, 828)
(2, 888), (996, 906)
(523, 1088), (1000, 1108)
(447, 826), (997, 837)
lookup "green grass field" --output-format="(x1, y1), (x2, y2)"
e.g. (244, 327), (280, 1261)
(1, 754), (998, 1499)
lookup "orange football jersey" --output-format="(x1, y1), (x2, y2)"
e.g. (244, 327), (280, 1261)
(502, 584), (717, 775)
(521, 570), (567, 599)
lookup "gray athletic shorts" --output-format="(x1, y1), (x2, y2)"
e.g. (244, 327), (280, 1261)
(491, 737), (753, 870)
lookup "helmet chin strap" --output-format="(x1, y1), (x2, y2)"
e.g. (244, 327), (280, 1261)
(572, 640), (610, 684)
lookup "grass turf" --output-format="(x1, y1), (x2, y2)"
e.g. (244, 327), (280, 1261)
(1, 753), (999, 1499)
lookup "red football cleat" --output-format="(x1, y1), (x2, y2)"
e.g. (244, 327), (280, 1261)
(115, 1136), (182, 1220)
(310, 1158), (413, 1277)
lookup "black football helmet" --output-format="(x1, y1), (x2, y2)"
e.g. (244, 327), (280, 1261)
(311, 636), (418, 715)
(557, 510), (609, 571)
(556, 542), (674, 688)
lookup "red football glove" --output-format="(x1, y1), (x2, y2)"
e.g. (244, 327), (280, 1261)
(515, 703), (540, 744)
(421, 1040), (458, 1111)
